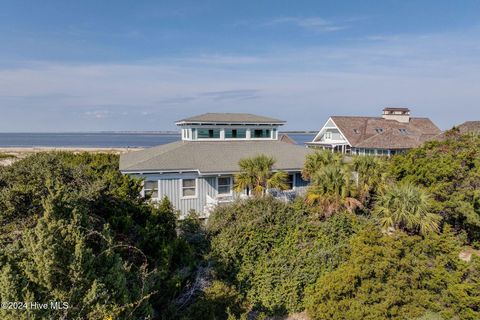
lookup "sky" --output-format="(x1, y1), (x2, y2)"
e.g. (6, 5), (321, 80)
(0, 0), (480, 132)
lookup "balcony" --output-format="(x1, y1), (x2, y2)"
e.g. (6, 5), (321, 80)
(203, 187), (307, 216)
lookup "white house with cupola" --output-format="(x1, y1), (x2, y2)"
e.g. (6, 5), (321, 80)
(307, 107), (441, 156)
(120, 113), (313, 218)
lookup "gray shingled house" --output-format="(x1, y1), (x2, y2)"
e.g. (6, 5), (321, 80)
(120, 113), (313, 218)
(307, 107), (441, 156)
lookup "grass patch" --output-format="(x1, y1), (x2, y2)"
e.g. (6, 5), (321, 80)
(0, 153), (16, 159)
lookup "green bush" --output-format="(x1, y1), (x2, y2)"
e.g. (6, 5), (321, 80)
(0, 152), (197, 319)
(208, 197), (365, 315)
(304, 226), (480, 320)
(390, 135), (480, 240)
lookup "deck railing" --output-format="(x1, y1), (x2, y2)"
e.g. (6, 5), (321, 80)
(204, 187), (307, 215)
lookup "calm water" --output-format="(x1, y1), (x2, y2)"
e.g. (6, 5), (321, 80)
(0, 132), (315, 148)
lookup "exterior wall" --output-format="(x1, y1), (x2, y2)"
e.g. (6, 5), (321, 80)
(131, 171), (310, 219)
(315, 128), (345, 142)
(180, 126), (279, 141)
(132, 173), (216, 219)
(382, 113), (410, 123)
(158, 176), (217, 218)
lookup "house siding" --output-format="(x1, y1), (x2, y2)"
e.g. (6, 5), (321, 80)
(130, 171), (309, 218)
(157, 176), (217, 218)
(315, 129), (345, 142)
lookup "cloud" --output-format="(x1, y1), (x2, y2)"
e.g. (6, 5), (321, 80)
(199, 89), (261, 101)
(263, 16), (347, 32)
(0, 28), (480, 131)
(84, 110), (111, 119)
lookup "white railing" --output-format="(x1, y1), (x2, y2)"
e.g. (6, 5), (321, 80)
(204, 187), (308, 215)
(268, 187), (307, 202)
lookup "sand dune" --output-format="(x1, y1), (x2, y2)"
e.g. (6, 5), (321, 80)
(0, 147), (143, 166)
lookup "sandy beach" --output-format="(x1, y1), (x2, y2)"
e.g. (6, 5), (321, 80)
(0, 147), (143, 166)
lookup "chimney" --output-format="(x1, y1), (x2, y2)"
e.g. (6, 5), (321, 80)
(382, 107), (410, 123)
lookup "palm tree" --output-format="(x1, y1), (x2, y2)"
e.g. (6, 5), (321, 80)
(351, 155), (388, 204)
(234, 155), (289, 197)
(306, 163), (362, 216)
(302, 150), (343, 181)
(372, 183), (441, 235)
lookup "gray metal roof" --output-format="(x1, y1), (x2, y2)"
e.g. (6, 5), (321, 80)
(176, 113), (285, 124)
(120, 140), (313, 173)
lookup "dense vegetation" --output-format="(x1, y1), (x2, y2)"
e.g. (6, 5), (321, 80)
(198, 133), (480, 319)
(0, 153), (200, 319)
(391, 134), (480, 241)
(0, 132), (479, 319)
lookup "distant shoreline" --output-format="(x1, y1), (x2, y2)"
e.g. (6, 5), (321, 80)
(0, 147), (142, 154)
(0, 130), (316, 134)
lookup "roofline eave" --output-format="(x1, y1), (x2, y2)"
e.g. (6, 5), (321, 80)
(120, 169), (201, 175)
(121, 168), (303, 175)
(175, 121), (285, 126)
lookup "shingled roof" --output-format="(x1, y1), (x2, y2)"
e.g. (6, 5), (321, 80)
(120, 140), (313, 173)
(176, 113), (285, 124)
(433, 121), (480, 140)
(329, 116), (441, 149)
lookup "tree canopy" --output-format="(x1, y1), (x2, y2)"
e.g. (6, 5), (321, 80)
(0, 153), (199, 319)
(2, 133), (480, 319)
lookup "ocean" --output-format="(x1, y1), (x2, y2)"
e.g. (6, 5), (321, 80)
(0, 132), (316, 148)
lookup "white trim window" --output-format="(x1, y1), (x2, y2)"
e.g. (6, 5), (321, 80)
(324, 131), (332, 140)
(181, 178), (197, 198)
(197, 128), (221, 139)
(252, 129), (272, 139)
(217, 176), (233, 195)
(224, 128), (247, 139)
(144, 180), (158, 198)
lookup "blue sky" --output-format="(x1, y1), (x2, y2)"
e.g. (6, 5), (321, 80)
(1, 0), (480, 132)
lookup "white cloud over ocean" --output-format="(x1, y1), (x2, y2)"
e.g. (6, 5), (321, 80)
(0, 27), (480, 132)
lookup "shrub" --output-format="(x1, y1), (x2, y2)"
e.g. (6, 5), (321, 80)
(305, 226), (480, 320)
(208, 197), (364, 315)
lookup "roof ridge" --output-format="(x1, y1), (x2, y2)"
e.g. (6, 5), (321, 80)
(122, 141), (187, 171)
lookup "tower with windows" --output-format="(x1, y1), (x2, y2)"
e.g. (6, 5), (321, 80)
(175, 113), (285, 141)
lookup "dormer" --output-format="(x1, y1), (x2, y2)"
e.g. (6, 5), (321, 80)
(175, 113), (285, 141)
(382, 107), (411, 123)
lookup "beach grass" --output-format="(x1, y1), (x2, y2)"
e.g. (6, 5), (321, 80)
(0, 153), (16, 159)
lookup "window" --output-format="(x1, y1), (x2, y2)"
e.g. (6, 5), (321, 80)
(182, 179), (196, 197)
(253, 129), (271, 138)
(375, 128), (384, 134)
(225, 129), (246, 139)
(399, 128), (408, 134)
(144, 180), (158, 198)
(353, 129), (360, 134)
(198, 128), (220, 139)
(286, 174), (294, 190)
(324, 131), (332, 140)
(217, 177), (232, 195)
